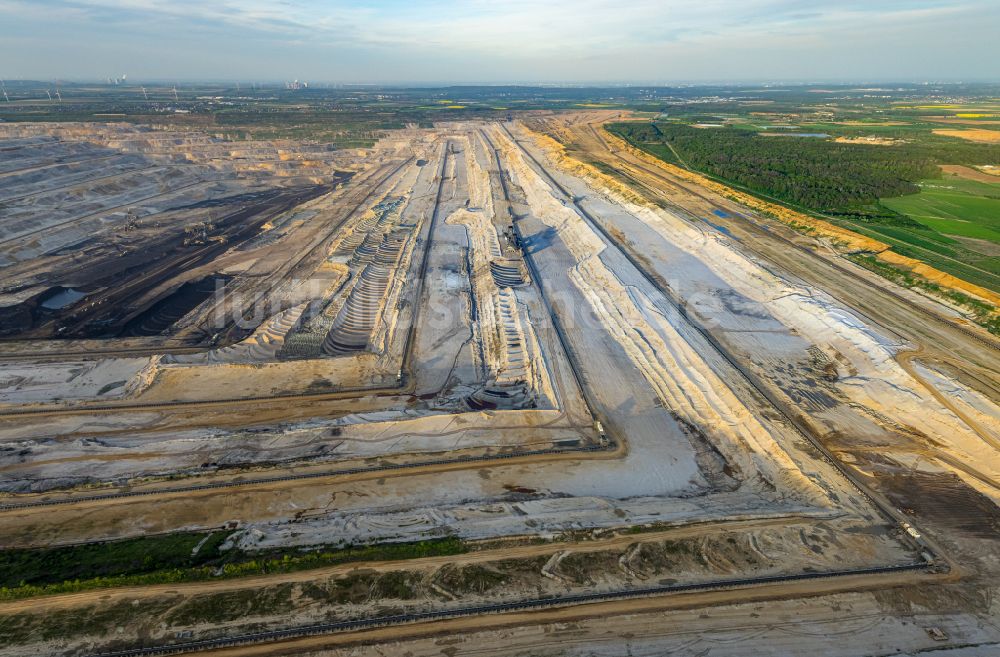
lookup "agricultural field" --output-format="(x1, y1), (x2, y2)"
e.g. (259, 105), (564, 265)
(881, 175), (1000, 244)
(933, 128), (1000, 143)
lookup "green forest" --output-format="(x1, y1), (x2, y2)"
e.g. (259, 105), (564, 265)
(607, 122), (1000, 226)
(0, 532), (466, 601)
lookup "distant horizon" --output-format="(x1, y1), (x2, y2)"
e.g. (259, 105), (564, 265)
(2, 1), (998, 83)
(3, 79), (1000, 88)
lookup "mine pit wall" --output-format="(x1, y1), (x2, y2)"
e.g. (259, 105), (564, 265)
(511, 288), (559, 408)
(468, 133), (498, 215)
(524, 119), (1000, 512)
(319, 163), (428, 359)
(491, 123), (832, 508)
(368, 226), (421, 359)
(322, 240), (408, 355)
(178, 184), (366, 352)
(447, 133), (557, 409)
(121, 354), (163, 397)
(313, 138), (450, 366)
(280, 165), (419, 358)
(162, 304), (310, 365)
(446, 207), (554, 409)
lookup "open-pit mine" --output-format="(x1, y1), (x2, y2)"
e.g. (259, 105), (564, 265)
(1, 114), (998, 657)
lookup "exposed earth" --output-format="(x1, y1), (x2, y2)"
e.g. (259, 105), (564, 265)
(0, 112), (997, 657)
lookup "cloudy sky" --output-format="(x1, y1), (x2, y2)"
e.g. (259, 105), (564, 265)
(1, 0), (997, 83)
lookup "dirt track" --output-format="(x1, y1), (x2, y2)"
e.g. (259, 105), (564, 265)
(183, 568), (949, 657)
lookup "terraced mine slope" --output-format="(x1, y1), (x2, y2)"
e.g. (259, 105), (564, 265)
(0, 117), (997, 657)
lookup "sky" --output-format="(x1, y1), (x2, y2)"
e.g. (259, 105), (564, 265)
(1, 0), (998, 84)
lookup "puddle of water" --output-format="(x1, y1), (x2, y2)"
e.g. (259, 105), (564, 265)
(703, 219), (733, 237)
(38, 287), (87, 310)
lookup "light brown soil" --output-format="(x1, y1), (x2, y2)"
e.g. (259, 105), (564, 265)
(835, 137), (900, 146)
(185, 569), (947, 657)
(940, 164), (1000, 183)
(835, 121), (912, 126)
(933, 129), (1000, 143)
(951, 235), (1000, 257)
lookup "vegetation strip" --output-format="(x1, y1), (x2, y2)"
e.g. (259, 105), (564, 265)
(0, 535), (466, 602)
